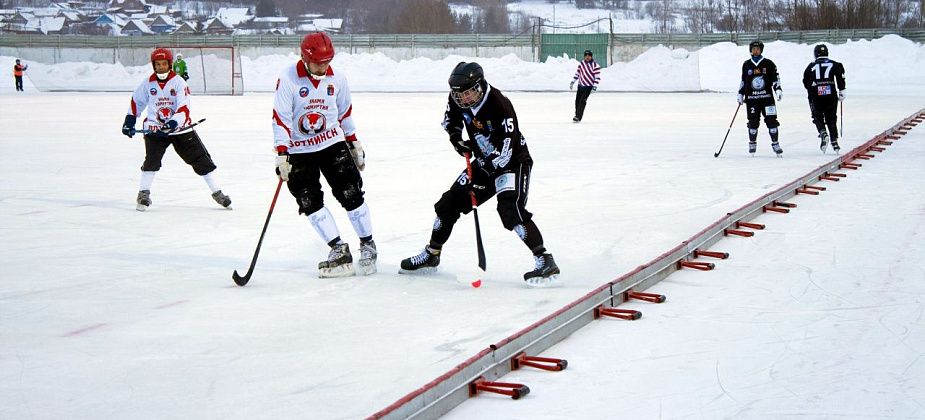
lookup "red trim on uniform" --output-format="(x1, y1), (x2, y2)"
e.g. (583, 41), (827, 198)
(130, 99), (138, 116)
(296, 60), (334, 89)
(175, 105), (191, 125)
(296, 60), (309, 78)
(345, 134), (357, 142)
(338, 105), (353, 123)
(276, 145), (289, 154)
(273, 109), (292, 138)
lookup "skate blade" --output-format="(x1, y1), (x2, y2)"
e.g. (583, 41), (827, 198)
(136, 204), (148, 212)
(319, 263), (355, 278)
(524, 274), (562, 288)
(357, 259), (377, 276)
(398, 266), (438, 275)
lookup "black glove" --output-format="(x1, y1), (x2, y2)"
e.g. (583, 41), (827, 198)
(152, 120), (178, 139)
(122, 115), (136, 138)
(449, 132), (470, 156)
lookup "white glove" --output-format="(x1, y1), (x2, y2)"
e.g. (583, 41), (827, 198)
(348, 140), (365, 171)
(569, 80), (575, 90)
(838, 89), (846, 102)
(275, 154), (291, 181)
(737, 94), (744, 105)
(775, 89), (783, 101)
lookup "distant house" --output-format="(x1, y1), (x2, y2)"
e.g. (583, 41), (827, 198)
(172, 21), (198, 34)
(202, 17), (233, 35)
(235, 16), (291, 35)
(94, 13), (127, 27)
(215, 7), (253, 28)
(149, 14), (176, 33)
(121, 19), (153, 35)
(107, 0), (147, 14)
(312, 18), (342, 33)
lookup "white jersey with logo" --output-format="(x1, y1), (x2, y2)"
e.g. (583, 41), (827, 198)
(272, 61), (357, 154)
(126, 72), (192, 134)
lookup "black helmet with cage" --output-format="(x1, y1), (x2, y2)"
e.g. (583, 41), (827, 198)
(749, 40), (764, 55)
(814, 44), (829, 58)
(448, 61), (486, 109)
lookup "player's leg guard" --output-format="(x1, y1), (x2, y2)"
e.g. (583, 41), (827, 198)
(173, 132), (217, 175)
(141, 135), (170, 172)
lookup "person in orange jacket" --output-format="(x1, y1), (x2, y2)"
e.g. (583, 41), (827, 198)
(13, 59), (28, 91)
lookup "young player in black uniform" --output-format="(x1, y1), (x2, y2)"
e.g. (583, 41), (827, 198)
(738, 40), (784, 156)
(802, 44), (846, 153)
(399, 62), (560, 287)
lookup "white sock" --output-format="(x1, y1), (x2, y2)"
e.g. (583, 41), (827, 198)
(139, 171), (156, 191)
(307, 207), (341, 244)
(201, 172), (221, 193)
(347, 202), (373, 239)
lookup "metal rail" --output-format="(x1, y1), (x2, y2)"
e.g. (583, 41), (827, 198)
(369, 109), (924, 420)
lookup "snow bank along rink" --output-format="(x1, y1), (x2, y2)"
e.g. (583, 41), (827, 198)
(1, 41), (924, 419)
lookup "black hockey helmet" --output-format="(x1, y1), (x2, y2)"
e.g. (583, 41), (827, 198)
(814, 44), (828, 58)
(583, 49), (593, 57)
(449, 61), (486, 109)
(749, 39), (764, 54)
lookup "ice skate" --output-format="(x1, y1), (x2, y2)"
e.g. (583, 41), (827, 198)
(357, 240), (377, 276)
(771, 141), (783, 157)
(211, 190), (232, 209)
(136, 190), (151, 212)
(572, 116), (580, 123)
(832, 139), (841, 154)
(523, 253), (562, 288)
(748, 141), (757, 156)
(819, 131), (829, 154)
(318, 242), (355, 278)
(399, 246), (441, 274)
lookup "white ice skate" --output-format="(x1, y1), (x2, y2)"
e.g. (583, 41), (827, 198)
(357, 240), (377, 276)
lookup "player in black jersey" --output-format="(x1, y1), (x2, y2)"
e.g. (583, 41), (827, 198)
(802, 44), (846, 153)
(738, 40), (784, 156)
(399, 62), (560, 287)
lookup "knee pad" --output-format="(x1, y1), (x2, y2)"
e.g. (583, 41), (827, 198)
(191, 157), (216, 176)
(496, 192), (527, 231)
(296, 189), (324, 215)
(333, 183), (364, 210)
(434, 190), (465, 224)
(747, 119), (760, 130)
(766, 116), (780, 129)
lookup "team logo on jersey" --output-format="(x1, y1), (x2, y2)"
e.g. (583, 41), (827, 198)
(299, 87), (309, 97)
(751, 77), (765, 91)
(149, 88), (157, 96)
(472, 119), (483, 130)
(169, 89), (176, 96)
(156, 107), (172, 123)
(298, 112), (326, 135)
(327, 85), (334, 96)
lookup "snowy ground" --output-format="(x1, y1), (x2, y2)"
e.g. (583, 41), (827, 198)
(0, 90), (922, 419)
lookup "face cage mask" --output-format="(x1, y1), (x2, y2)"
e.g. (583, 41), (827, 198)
(450, 83), (484, 109)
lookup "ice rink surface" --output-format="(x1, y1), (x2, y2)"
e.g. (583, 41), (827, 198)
(1, 91), (923, 419)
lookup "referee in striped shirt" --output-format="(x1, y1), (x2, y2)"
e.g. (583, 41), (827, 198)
(569, 49), (601, 122)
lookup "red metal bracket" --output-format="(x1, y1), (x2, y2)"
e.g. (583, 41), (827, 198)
(828, 172), (847, 178)
(512, 352), (568, 372)
(840, 163), (861, 170)
(594, 306), (642, 321)
(626, 290), (667, 303)
(694, 250), (729, 259)
(869, 146), (885, 152)
(773, 201), (797, 208)
(796, 188), (820, 195)
(885, 135), (901, 140)
(763, 205), (790, 213)
(877, 140), (893, 146)
(469, 377), (530, 400)
(678, 260), (716, 270)
(819, 174), (841, 182)
(724, 228), (754, 237)
(736, 221), (765, 230)
(856, 153), (875, 159)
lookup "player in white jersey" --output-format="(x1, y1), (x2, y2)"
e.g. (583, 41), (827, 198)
(121, 48), (231, 212)
(272, 32), (376, 278)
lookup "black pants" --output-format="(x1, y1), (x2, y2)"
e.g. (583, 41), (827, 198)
(141, 130), (216, 175)
(286, 142), (365, 215)
(574, 86), (593, 120)
(15, 75), (23, 91)
(809, 98), (839, 140)
(745, 98), (780, 130)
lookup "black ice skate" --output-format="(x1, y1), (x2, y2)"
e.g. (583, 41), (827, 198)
(572, 116), (580, 123)
(832, 139), (841, 154)
(319, 242), (355, 278)
(748, 141), (757, 155)
(523, 253), (561, 288)
(399, 246), (441, 274)
(771, 141), (783, 157)
(136, 190), (151, 212)
(211, 190), (232, 209)
(357, 240), (377, 276)
(819, 131), (829, 154)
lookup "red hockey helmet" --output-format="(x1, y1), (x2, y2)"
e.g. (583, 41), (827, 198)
(150, 47), (173, 70)
(301, 32), (335, 65)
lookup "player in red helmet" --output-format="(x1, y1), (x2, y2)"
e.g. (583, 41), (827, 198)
(121, 48), (231, 211)
(272, 32), (377, 278)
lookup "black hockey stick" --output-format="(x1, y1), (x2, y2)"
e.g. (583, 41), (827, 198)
(714, 103), (741, 158)
(233, 178), (284, 286)
(137, 118), (207, 135)
(840, 101), (844, 138)
(464, 153), (487, 271)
